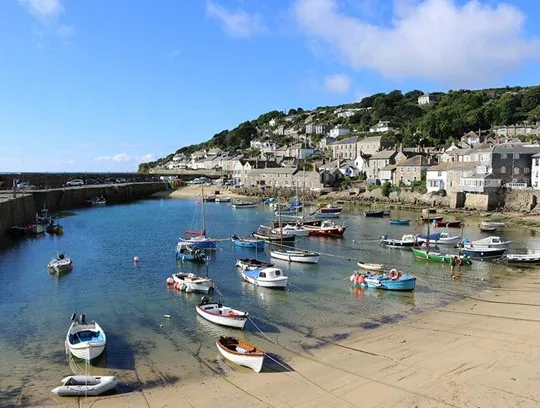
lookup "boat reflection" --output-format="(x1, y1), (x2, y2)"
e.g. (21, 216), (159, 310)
(351, 286), (416, 307)
(68, 351), (108, 375)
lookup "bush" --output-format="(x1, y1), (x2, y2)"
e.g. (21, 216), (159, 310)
(381, 182), (391, 197)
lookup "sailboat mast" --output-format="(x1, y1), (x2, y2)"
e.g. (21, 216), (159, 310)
(201, 184), (206, 236)
(426, 213), (430, 253)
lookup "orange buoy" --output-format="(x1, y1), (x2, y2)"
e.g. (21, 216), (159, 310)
(166, 277), (174, 285)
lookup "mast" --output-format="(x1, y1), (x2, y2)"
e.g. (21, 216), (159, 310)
(426, 213), (430, 254)
(201, 184), (206, 237)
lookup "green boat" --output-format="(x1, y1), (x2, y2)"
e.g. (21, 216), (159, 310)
(412, 248), (472, 265)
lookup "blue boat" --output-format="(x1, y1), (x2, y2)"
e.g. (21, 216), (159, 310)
(417, 232), (442, 241)
(461, 247), (506, 259)
(231, 234), (265, 249)
(176, 243), (209, 262)
(178, 234), (217, 250)
(352, 270), (416, 291)
(388, 219), (410, 225)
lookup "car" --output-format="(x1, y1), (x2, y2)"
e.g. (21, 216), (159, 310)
(116, 178), (127, 183)
(66, 179), (84, 187)
(15, 182), (37, 190)
(105, 178), (117, 184)
(85, 179), (98, 185)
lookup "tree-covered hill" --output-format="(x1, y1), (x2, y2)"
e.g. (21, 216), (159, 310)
(139, 85), (540, 172)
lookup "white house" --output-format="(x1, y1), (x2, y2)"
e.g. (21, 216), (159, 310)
(354, 155), (369, 173)
(329, 126), (350, 138)
(319, 136), (336, 149)
(532, 152), (540, 188)
(418, 94), (437, 105)
(250, 140), (277, 153)
(369, 121), (394, 133)
(379, 165), (396, 184)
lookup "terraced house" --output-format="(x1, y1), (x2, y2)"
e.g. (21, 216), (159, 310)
(329, 136), (358, 160)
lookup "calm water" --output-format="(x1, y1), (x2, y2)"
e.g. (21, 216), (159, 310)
(0, 198), (537, 405)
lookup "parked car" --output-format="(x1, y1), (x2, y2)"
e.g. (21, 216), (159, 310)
(66, 179), (84, 187)
(105, 178), (117, 184)
(85, 179), (98, 185)
(15, 182), (37, 190)
(116, 177), (127, 183)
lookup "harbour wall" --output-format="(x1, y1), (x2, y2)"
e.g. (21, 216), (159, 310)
(0, 182), (165, 235)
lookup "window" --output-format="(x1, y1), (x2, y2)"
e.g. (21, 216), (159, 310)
(514, 167), (520, 175)
(525, 167), (530, 174)
(501, 153), (507, 159)
(514, 153), (520, 159)
(438, 171), (442, 177)
(501, 166), (506, 174)
(536, 158), (539, 166)
(259, 272), (266, 278)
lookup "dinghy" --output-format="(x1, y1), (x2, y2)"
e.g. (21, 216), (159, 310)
(480, 221), (505, 229)
(504, 254), (540, 265)
(387, 219), (410, 225)
(252, 230), (296, 243)
(412, 248), (472, 264)
(231, 235), (265, 249)
(65, 313), (106, 361)
(416, 232), (461, 245)
(357, 261), (385, 271)
(51, 375), (117, 396)
(241, 267), (288, 289)
(434, 220), (462, 228)
(270, 249), (320, 264)
(232, 201), (258, 208)
(176, 243), (208, 262)
(351, 270), (416, 291)
(172, 272), (214, 293)
(47, 253), (73, 274)
(235, 258), (273, 271)
(216, 336), (264, 373)
(215, 196), (231, 203)
(196, 296), (248, 329)
(363, 210), (385, 217)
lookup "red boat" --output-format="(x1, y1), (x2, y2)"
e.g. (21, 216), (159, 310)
(434, 220), (462, 228)
(302, 220), (347, 237)
(318, 204), (342, 214)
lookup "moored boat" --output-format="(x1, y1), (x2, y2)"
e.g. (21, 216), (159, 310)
(7, 226), (27, 237)
(196, 296), (248, 329)
(387, 219), (410, 225)
(46, 220), (63, 235)
(232, 201), (258, 208)
(216, 336), (265, 373)
(204, 195), (216, 202)
(479, 224), (497, 232)
(462, 236), (511, 249)
(302, 220), (346, 237)
(241, 267), (288, 289)
(86, 196), (107, 206)
(47, 253), (73, 274)
(172, 272), (214, 292)
(215, 196), (231, 203)
(357, 261), (385, 271)
(461, 247), (506, 259)
(434, 219), (462, 228)
(416, 232), (461, 246)
(504, 253), (540, 265)
(231, 235), (265, 249)
(176, 243), (208, 262)
(271, 224), (310, 237)
(351, 270), (416, 291)
(26, 224), (45, 235)
(480, 221), (505, 229)
(252, 230), (296, 243)
(273, 219), (322, 227)
(412, 248), (472, 264)
(51, 376), (117, 396)
(270, 249), (320, 264)
(235, 258), (273, 271)
(65, 313), (106, 361)
(363, 210), (385, 217)
(178, 184), (218, 249)
(379, 234), (417, 248)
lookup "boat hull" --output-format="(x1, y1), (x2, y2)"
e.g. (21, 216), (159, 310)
(252, 232), (296, 243)
(363, 211), (385, 217)
(196, 304), (247, 329)
(241, 272), (288, 288)
(232, 238), (265, 248)
(66, 322), (106, 362)
(172, 273), (214, 292)
(357, 262), (385, 271)
(461, 248), (506, 259)
(178, 238), (217, 250)
(270, 250), (320, 264)
(51, 376), (117, 396)
(362, 275), (416, 291)
(380, 239), (416, 248)
(434, 220), (462, 228)
(48, 259), (73, 274)
(216, 338), (264, 373)
(412, 248), (472, 264)
(305, 226), (347, 237)
(416, 236), (461, 245)
(388, 220), (410, 225)
(505, 254), (540, 264)
(233, 203), (258, 208)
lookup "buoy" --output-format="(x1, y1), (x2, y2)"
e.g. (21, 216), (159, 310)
(164, 314), (171, 318)
(357, 275), (365, 285)
(166, 277), (174, 285)
(174, 282), (179, 290)
(134, 256), (140, 263)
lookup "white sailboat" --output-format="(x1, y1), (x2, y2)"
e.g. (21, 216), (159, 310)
(178, 184), (217, 249)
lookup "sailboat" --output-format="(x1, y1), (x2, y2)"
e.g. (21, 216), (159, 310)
(177, 185), (217, 250)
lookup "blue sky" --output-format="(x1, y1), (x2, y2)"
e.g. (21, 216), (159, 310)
(0, 0), (539, 172)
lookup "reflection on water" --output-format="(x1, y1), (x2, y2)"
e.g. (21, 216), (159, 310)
(0, 199), (536, 405)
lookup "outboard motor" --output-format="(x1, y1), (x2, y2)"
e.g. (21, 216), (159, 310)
(70, 313), (78, 323)
(200, 296), (209, 305)
(59, 253), (65, 260)
(80, 313), (87, 325)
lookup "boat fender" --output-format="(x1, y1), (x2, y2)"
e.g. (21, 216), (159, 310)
(356, 275), (365, 285)
(166, 277), (174, 285)
(457, 258), (463, 266)
(397, 271), (403, 278)
(349, 274), (355, 282)
(389, 270), (399, 280)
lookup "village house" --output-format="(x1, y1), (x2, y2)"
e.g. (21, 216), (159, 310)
(329, 136), (359, 160)
(418, 93), (437, 105)
(460, 173), (502, 194)
(491, 146), (540, 188)
(366, 149), (407, 180)
(369, 121), (394, 133)
(379, 165), (396, 184)
(532, 152), (540, 188)
(319, 168), (344, 189)
(439, 143), (461, 163)
(337, 160), (360, 178)
(250, 140), (278, 154)
(319, 136), (336, 150)
(329, 125), (350, 138)
(426, 162), (477, 193)
(292, 170), (324, 190)
(306, 123), (330, 134)
(356, 135), (395, 156)
(494, 123), (540, 138)
(461, 131), (483, 145)
(274, 143), (314, 159)
(393, 155), (430, 185)
(354, 154), (369, 174)
(246, 167), (297, 188)
(233, 159), (280, 186)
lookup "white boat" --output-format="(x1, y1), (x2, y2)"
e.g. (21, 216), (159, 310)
(504, 253), (540, 264)
(172, 272), (214, 293)
(357, 261), (385, 271)
(270, 249), (320, 263)
(241, 267), (288, 288)
(51, 375), (117, 396)
(272, 224), (310, 237)
(480, 221), (505, 229)
(215, 196), (231, 203)
(235, 258), (273, 271)
(232, 201), (258, 208)
(196, 297), (248, 329)
(463, 236), (511, 249)
(47, 253), (73, 274)
(416, 232), (461, 245)
(216, 336), (264, 373)
(65, 314), (106, 361)
(379, 234), (417, 248)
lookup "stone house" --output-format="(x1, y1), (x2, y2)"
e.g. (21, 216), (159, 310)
(233, 159), (280, 185)
(426, 162), (477, 193)
(366, 150), (407, 180)
(319, 169), (344, 188)
(319, 136), (336, 150)
(292, 170), (324, 190)
(460, 173), (501, 194)
(461, 131), (482, 145)
(532, 152), (540, 188)
(356, 135), (395, 156)
(394, 155), (430, 185)
(491, 146), (540, 188)
(379, 165), (396, 185)
(329, 136), (359, 160)
(246, 167), (296, 188)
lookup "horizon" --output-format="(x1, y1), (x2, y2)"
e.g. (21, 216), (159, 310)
(1, 0), (539, 172)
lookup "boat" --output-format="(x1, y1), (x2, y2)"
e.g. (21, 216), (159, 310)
(357, 261), (385, 271)
(363, 210), (385, 217)
(270, 249), (320, 263)
(204, 195), (216, 202)
(252, 230), (296, 243)
(172, 272), (214, 293)
(480, 221), (505, 229)
(176, 243), (208, 262)
(462, 236), (511, 249)
(412, 248), (472, 264)
(46, 220), (63, 235)
(7, 226), (27, 238)
(434, 220), (462, 228)
(302, 220), (347, 237)
(271, 224), (310, 237)
(215, 196), (231, 203)
(241, 267), (288, 289)
(231, 235), (265, 249)
(422, 215), (443, 222)
(387, 219), (410, 225)
(479, 224), (497, 232)
(216, 336), (265, 373)
(178, 185), (217, 249)
(461, 247), (506, 259)
(36, 207), (52, 224)
(416, 232), (461, 245)
(86, 196), (107, 206)
(26, 224), (45, 235)
(196, 296), (248, 329)
(236, 258), (273, 271)
(273, 219), (322, 227)
(232, 201), (258, 209)
(47, 253), (73, 274)
(316, 204), (342, 218)
(65, 313), (107, 361)
(379, 234), (417, 248)
(504, 254), (540, 265)
(351, 270), (416, 291)
(51, 376), (117, 396)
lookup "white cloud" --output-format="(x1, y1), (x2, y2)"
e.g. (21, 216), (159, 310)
(206, 1), (266, 38)
(95, 153), (156, 163)
(57, 25), (75, 39)
(323, 73), (351, 94)
(18, 0), (64, 20)
(294, 0), (540, 86)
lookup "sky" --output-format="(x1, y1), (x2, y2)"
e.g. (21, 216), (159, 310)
(0, 0), (539, 172)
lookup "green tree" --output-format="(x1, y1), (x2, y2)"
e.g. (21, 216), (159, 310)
(381, 181), (391, 197)
(521, 86), (540, 112)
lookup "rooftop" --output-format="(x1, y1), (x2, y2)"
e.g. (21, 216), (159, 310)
(370, 150), (397, 159)
(427, 162), (477, 171)
(396, 155), (430, 167)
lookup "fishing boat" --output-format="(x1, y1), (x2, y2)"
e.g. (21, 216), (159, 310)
(302, 220), (347, 237)
(480, 221), (505, 229)
(235, 258), (273, 271)
(216, 336), (265, 373)
(434, 220), (462, 228)
(316, 204), (342, 218)
(65, 313), (106, 361)
(232, 201), (258, 209)
(273, 218), (322, 227)
(175, 243), (208, 262)
(215, 196), (231, 203)
(47, 253), (73, 274)
(379, 234), (417, 248)
(462, 236), (511, 249)
(363, 210), (385, 217)
(387, 219), (410, 225)
(46, 219), (63, 235)
(504, 254), (540, 265)
(270, 249), (320, 263)
(351, 270), (416, 291)
(196, 296), (248, 329)
(86, 196), (107, 206)
(416, 232), (461, 245)
(271, 224), (310, 237)
(172, 272), (214, 293)
(36, 207), (52, 224)
(241, 267), (288, 288)
(357, 261), (385, 271)
(51, 376), (117, 396)
(412, 248), (472, 264)
(252, 229), (296, 243)
(178, 185), (217, 249)
(26, 224), (45, 235)
(231, 235), (265, 249)
(461, 247), (506, 259)
(479, 224), (497, 232)
(204, 195), (216, 202)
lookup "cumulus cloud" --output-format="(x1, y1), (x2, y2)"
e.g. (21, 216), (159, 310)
(294, 0), (540, 86)
(206, 1), (266, 38)
(95, 153), (156, 163)
(18, 0), (64, 20)
(323, 73), (352, 94)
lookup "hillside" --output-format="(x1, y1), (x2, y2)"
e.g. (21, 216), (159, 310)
(139, 85), (540, 172)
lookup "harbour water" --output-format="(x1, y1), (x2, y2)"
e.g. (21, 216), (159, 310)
(0, 197), (537, 406)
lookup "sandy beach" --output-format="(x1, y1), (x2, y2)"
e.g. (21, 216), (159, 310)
(153, 185), (249, 199)
(40, 270), (540, 408)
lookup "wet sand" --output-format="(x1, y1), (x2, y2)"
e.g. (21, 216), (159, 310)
(153, 185), (249, 199)
(42, 271), (540, 408)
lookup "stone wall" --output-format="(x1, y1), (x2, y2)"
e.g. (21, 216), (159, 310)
(464, 193), (491, 211)
(501, 189), (539, 212)
(0, 194), (36, 235)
